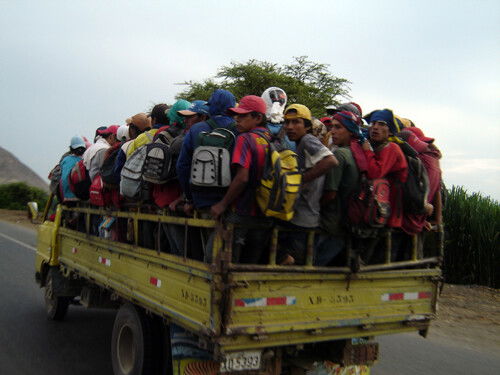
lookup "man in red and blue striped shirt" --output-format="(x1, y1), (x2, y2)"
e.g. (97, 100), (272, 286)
(210, 95), (273, 264)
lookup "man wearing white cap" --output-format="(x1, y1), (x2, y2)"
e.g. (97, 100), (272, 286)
(59, 136), (86, 202)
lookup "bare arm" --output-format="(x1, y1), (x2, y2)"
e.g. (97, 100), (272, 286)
(303, 155), (338, 183)
(210, 166), (249, 219)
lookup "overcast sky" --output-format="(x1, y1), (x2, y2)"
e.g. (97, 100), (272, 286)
(1, 0), (499, 199)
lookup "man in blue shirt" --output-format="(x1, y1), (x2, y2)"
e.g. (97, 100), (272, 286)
(176, 89), (237, 214)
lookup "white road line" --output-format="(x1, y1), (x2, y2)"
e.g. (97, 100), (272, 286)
(0, 232), (36, 252)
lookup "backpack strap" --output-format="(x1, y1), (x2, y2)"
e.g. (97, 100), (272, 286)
(206, 118), (218, 130)
(249, 129), (275, 180)
(398, 140), (418, 158)
(250, 129), (271, 144)
(207, 118), (237, 131)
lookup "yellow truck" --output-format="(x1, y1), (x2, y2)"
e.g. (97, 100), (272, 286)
(35, 196), (443, 375)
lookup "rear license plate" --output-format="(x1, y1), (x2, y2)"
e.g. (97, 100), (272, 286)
(220, 351), (261, 372)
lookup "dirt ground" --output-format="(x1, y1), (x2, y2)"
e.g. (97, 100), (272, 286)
(0, 209), (498, 354)
(0, 208), (39, 230)
(430, 284), (500, 354)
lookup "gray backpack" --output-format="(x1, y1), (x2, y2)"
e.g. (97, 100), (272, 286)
(190, 119), (235, 188)
(120, 133), (153, 199)
(48, 164), (62, 194)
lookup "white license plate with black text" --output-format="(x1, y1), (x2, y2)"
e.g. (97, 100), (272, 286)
(220, 350), (262, 372)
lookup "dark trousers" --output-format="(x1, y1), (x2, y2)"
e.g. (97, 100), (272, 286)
(225, 213), (273, 264)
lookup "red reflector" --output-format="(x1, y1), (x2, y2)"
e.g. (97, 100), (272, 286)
(267, 297), (286, 305)
(389, 293), (404, 300)
(418, 292), (431, 299)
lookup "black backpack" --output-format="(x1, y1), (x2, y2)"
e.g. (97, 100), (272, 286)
(100, 144), (122, 187)
(398, 142), (430, 214)
(142, 128), (181, 184)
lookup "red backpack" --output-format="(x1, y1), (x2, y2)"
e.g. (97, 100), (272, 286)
(69, 159), (91, 200)
(347, 141), (391, 228)
(348, 177), (391, 227)
(89, 175), (110, 207)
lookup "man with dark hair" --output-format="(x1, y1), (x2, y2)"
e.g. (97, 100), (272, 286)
(113, 113), (151, 179)
(149, 103), (169, 127)
(279, 104), (338, 265)
(60, 136), (87, 203)
(362, 110), (408, 230)
(94, 126), (107, 143)
(154, 100), (211, 258)
(210, 95), (272, 263)
(83, 125), (119, 180)
(177, 89), (237, 214)
(127, 100), (190, 158)
(316, 111), (363, 265)
(177, 100), (210, 132)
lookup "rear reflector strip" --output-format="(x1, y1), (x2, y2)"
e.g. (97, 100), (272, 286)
(98, 256), (111, 266)
(149, 277), (162, 288)
(235, 296), (296, 307)
(381, 292), (431, 301)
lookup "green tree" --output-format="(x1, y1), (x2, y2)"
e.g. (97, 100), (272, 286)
(0, 182), (48, 210)
(176, 56), (350, 117)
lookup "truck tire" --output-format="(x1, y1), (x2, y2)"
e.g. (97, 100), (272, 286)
(44, 269), (70, 321)
(111, 303), (155, 375)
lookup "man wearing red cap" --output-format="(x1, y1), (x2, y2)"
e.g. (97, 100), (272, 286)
(83, 125), (118, 181)
(210, 95), (273, 264)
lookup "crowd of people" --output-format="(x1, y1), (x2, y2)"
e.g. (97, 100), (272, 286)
(50, 87), (442, 267)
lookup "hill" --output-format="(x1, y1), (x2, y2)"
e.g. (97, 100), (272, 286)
(0, 146), (49, 192)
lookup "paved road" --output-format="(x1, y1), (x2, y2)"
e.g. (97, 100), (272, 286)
(0, 220), (114, 375)
(0, 220), (498, 375)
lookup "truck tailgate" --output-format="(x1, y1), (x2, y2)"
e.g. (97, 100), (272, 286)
(220, 269), (439, 350)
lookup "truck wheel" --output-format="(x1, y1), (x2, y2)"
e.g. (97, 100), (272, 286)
(44, 269), (70, 321)
(111, 303), (155, 375)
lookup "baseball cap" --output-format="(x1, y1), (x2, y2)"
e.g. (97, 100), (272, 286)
(97, 125), (119, 135)
(125, 113), (151, 131)
(70, 136), (86, 149)
(227, 95), (267, 115)
(326, 102), (362, 117)
(320, 116), (333, 126)
(177, 100), (210, 116)
(284, 104), (312, 121)
(95, 126), (107, 138)
(117, 125), (130, 141)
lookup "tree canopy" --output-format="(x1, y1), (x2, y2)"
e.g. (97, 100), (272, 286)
(175, 56), (350, 117)
(0, 182), (48, 211)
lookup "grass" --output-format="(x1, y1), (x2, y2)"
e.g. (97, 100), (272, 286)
(443, 186), (500, 288)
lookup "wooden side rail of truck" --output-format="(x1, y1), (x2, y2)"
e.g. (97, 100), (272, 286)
(35, 200), (443, 375)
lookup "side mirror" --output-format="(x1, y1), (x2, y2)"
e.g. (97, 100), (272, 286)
(27, 202), (39, 223)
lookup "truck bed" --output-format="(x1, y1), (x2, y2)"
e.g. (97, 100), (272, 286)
(36, 212), (440, 354)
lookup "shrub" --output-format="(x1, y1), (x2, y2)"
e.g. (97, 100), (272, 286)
(0, 182), (48, 211)
(443, 186), (500, 288)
